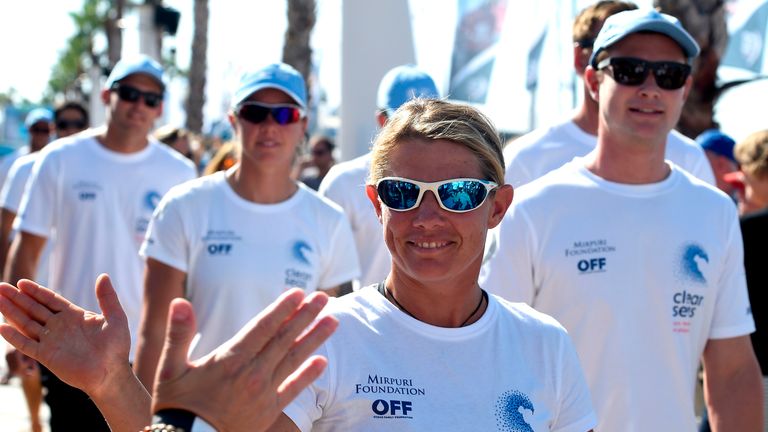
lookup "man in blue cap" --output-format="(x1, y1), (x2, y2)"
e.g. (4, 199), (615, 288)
(482, 9), (761, 430)
(319, 65), (439, 288)
(5, 54), (196, 431)
(0, 108), (53, 192)
(696, 129), (738, 195)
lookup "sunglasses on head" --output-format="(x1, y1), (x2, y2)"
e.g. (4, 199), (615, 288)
(56, 119), (86, 130)
(376, 177), (498, 213)
(597, 57), (691, 90)
(235, 102), (304, 125)
(111, 84), (163, 108)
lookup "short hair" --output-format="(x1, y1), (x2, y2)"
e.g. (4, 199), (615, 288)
(573, 1), (638, 48)
(54, 101), (89, 125)
(154, 124), (188, 146)
(735, 130), (768, 179)
(369, 98), (505, 186)
(309, 134), (335, 152)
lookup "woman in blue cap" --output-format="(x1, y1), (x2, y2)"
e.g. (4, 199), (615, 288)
(132, 62), (360, 393)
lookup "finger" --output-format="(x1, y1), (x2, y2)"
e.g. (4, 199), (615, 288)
(0, 294), (46, 340)
(0, 283), (54, 327)
(16, 279), (73, 314)
(276, 355), (329, 409)
(272, 315), (338, 384)
(255, 292), (330, 372)
(156, 298), (197, 383)
(94, 274), (128, 328)
(226, 289), (307, 356)
(0, 324), (40, 365)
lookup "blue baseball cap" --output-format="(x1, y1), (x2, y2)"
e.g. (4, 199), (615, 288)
(696, 129), (736, 162)
(590, 9), (700, 68)
(377, 65), (439, 115)
(104, 54), (165, 91)
(232, 63), (307, 109)
(24, 108), (54, 128)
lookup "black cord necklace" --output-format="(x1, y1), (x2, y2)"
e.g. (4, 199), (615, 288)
(378, 282), (488, 327)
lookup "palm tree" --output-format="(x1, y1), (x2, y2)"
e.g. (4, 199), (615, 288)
(283, 0), (317, 94)
(185, 0), (209, 134)
(655, 0), (729, 138)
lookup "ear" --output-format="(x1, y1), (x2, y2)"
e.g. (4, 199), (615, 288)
(584, 66), (600, 103)
(365, 184), (383, 222)
(100, 88), (111, 105)
(487, 184), (513, 229)
(375, 112), (388, 128)
(573, 44), (590, 76)
(681, 75), (693, 101)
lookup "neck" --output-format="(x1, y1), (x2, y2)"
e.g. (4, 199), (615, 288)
(226, 163), (298, 203)
(586, 133), (670, 184)
(99, 125), (149, 154)
(571, 87), (599, 136)
(384, 273), (487, 328)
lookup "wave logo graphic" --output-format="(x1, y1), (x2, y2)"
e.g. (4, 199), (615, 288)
(680, 243), (709, 284)
(495, 390), (534, 432)
(292, 241), (312, 265)
(144, 191), (162, 211)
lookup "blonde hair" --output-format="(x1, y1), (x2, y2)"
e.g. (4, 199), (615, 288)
(735, 129), (768, 179)
(369, 99), (505, 185)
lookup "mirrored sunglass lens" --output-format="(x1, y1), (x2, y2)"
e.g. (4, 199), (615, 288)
(654, 63), (688, 90)
(438, 181), (486, 211)
(271, 107), (300, 125)
(612, 59), (647, 85)
(379, 180), (420, 210)
(238, 105), (270, 123)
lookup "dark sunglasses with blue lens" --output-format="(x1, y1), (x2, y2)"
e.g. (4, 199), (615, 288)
(236, 102), (305, 125)
(376, 177), (498, 213)
(597, 57), (691, 90)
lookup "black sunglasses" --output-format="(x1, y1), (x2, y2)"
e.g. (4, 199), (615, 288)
(30, 126), (51, 134)
(597, 57), (691, 90)
(111, 84), (163, 108)
(236, 102), (304, 125)
(56, 119), (87, 130)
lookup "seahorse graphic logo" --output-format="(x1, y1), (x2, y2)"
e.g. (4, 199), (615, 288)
(495, 390), (534, 432)
(681, 243), (709, 284)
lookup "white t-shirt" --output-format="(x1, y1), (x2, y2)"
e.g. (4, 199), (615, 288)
(16, 134), (196, 359)
(0, 146), (30, 191)
(141, 172), (360, 359)
(480, 160), (754, 431)
(282, 286), (597, 432)
(319, 153), (391, 288)
(504, 118), (715, 187)
(0, 153), (51, 284)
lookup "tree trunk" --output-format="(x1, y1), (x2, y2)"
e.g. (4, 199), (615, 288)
(655, 0), (729, 138)
(105, 0), (125, 68)
(283, 0), (316, 100)
(185, 0), (209, 134)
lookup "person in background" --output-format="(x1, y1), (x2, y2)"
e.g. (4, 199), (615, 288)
(133, 63), (359, 409)
(502, 0), (715, 189)
(202, 140), (238, 175)
(297, 135), (335, 190)
(5, 54), (196, 431)
(54, 101), (89, 138)
(154, 124), (205, 171)
(319, 65), (439, 288)
(725, 129), (768, 216)
(696, 129), (738, 195)
(0, 108), (53, 191)
(482, 9), (762, 430)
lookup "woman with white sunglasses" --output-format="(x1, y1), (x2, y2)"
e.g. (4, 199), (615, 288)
(132, 62), (360, 393)
(270, 98), (596, 431)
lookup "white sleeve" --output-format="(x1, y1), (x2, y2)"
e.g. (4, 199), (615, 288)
(282, 342), (332, 431)
(16, 153), (56, 238)
(317, 213), (360, 289)
(552, 329), (598, 432)
(0, 159), (29, 213)
(709, 213), (755, 339)
(480, 204), (537, 304)
(140, 191), (189, 272)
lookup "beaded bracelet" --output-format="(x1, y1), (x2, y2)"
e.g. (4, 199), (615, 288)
(142, 422), (185, 432)
(142, 408), (196, 432)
